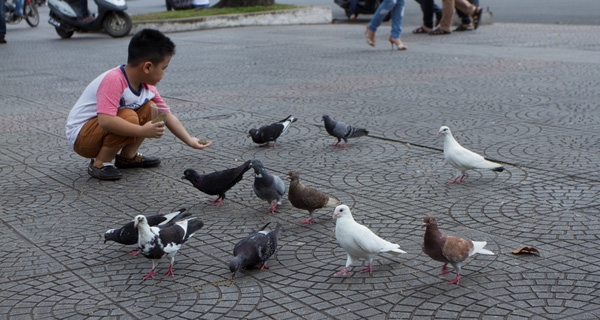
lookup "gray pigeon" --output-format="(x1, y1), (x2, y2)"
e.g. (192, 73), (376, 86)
(322, 114), (369, 148)
(437, 126), (504, 184)
(104, 208), (191, 256)
(333, 205), (406, 276)
(287, 170), (340, 224)
(229, 222), (284, 278)
(250, 159), (286, 213)
(248, 115), (297, 147)
(422, 215), (494, 284)
(182, 160), (252, 206)
(134, 215), (204, 280)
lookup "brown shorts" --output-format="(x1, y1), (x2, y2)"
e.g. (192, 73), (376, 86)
(73, 101), (153, 159)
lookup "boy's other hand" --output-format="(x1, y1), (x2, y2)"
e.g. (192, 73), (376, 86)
(143, 121), (166, 138)
(189, 138), (212, 149)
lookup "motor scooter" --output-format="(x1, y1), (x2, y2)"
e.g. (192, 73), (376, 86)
(47, 0), (132, 38)
(333, 0), (390, 21)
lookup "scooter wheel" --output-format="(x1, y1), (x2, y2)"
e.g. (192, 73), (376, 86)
(103, 11), (133, 38)
(55, 27), (74, 39)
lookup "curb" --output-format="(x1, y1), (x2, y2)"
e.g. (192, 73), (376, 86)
(131, 6), (333, 34)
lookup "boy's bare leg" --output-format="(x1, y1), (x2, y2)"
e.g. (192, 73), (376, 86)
(93, 145), (122, 168)
(119, 137), (145, 159)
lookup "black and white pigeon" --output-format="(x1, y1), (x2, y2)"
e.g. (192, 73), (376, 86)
(182, 160), (252, 206)
(287, 171), (340, 225)
(248, 115), (297, 148)
(437, 126), (504, 184)
(333, 205), (406, 276)
(229, 222), (284, 278)
(422, 215), (494, 285)
(322, 114), (369, 148)
(104, 208), (191, 256)
(250, 159), (286, 213)
(134, 215), (204, 280)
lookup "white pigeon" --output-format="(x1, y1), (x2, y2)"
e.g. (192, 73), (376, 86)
(332, 205), (406, 276)
(437, 126), (504, 184)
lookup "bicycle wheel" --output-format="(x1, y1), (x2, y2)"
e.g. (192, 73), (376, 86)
(25, 3), (39, 27)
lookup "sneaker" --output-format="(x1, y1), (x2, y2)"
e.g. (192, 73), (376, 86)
(115, 152), (161, 169)
(88, 160), (122, 180)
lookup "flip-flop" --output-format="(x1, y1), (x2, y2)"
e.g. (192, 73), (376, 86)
(412, 26), (429, 34)
(472, 7), (483, 30)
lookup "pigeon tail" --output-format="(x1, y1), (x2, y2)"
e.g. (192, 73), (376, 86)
(386, 247), (408, 255)
(472, 241), (494, 255)
(492, 166), (505, 172)
(348, 128), (369, 138)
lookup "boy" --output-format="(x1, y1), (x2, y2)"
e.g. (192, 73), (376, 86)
(66, 29), (211, 180)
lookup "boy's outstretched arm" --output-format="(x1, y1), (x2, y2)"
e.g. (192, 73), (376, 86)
(165, 113), (212, 149)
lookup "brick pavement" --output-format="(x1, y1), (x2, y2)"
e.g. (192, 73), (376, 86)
(1, 14), (600, 319)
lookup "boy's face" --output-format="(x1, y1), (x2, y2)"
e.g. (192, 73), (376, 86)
(144, 55), (172, 86)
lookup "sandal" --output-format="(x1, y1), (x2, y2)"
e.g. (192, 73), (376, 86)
(412, 26), (430, 34)
(472, 7), (482, 30)
(428, 28), (451, 35)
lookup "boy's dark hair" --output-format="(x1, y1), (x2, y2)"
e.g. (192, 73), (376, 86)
(127, 29), (176, 66)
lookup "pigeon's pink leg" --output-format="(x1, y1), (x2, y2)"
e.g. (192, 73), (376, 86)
(128, 249), (141, 256)
(267, 203), (279, 213)
(334, 267), (350, 277)
(360, 264), (373, 275)
(259, 263), (269, 270)
(448, 274), (461, 285)
(209, 198), (225, 206)
(142, 268), (156, 280)
(441, 263), (449, 276)
(338, 142), (347, 149)
(330, 141), (339, 147)
(164, 264), (175, 277)
(299, 217), (315, 225)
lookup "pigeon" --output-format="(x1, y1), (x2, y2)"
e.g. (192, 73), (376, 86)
(104, 208), (191, 256)
(250, 159), (286, 213)
(437, 126), (504, 184)
(229, 222), (284, 278)
(134, 215), (204, 279)
(322, 114), (369, 148)
(182, 160), (252, 206)
(287, 170), (340, 224)
(422, 215), (494, 285)
(333, 205), (406, 276)
(248, 115), (297, 147)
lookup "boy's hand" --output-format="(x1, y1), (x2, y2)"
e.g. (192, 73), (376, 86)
(189, 137), (212, 149)
(142, 121), (166, 138)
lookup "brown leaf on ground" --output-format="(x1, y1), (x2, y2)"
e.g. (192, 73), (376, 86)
(512, 247), (541, 256)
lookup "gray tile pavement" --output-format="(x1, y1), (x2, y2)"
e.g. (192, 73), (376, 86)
(1, 11), (600, 320)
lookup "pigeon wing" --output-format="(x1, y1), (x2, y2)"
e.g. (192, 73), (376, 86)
(288, 184), (330, 210)
(441, 235), (473, 263)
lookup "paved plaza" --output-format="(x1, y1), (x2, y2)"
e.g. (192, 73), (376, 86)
(1, 7), (600, 319)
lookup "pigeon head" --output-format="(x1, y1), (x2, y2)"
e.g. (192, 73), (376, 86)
(229, 255), (245, 278)
(248, 128), (258, 138)
(249, 159), (265, 175)
(181, 168), (199, 180)
(422, 215), (438, 228)
(104, 229), (117, 244)
(322, 115), (330, 122)
(437, 126), (451, 136)
(287, 171), (299, 181)
(332, 204), (351, 220)
(133, 215), (147, 228)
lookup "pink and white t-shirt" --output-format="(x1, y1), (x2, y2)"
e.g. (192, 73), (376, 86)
(65, 65), (167, 148)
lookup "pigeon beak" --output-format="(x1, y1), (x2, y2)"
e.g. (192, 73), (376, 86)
(421, 223), (427, 228)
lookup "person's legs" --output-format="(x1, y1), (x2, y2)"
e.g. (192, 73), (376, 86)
(437, 0), (455, 32)
(0, 1), (6, 43)
(457, 0), (478, 25)
(368, 0), (398, 33)
(14, 0), (24, 17)
(349, 0), (358, 19)
(389, 0), (405, 39)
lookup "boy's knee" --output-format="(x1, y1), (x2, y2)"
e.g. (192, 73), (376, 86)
(117, 108), (140, 125)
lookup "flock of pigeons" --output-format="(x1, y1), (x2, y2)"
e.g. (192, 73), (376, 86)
(104, 115), (507, 285)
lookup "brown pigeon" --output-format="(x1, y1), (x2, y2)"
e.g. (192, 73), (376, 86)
(422, 215), (494, 284)
(287, 171), (341, 224)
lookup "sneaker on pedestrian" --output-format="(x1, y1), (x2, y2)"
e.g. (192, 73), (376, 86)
(115, 152), (161, 169)
(88, 160), (122, 180)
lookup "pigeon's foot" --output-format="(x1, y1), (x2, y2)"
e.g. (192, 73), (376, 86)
(330, 142), (339, 147)
(360, 264), (373, 275)
(259, 263), (269, 270)
(164, 265), (175, 277)
(209, 198), (225, 206)
(128, 249), (141, 256)
(446, 177), (463, 184)
(448, 274), (461, 285)
(441, 264), (449, 276)
(334, 267), (350, 277)
(267, 203), (279, 213)
(142, 268), (156, 280)
(299, 217), (315, 225)
(338, 143), (348, 149)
